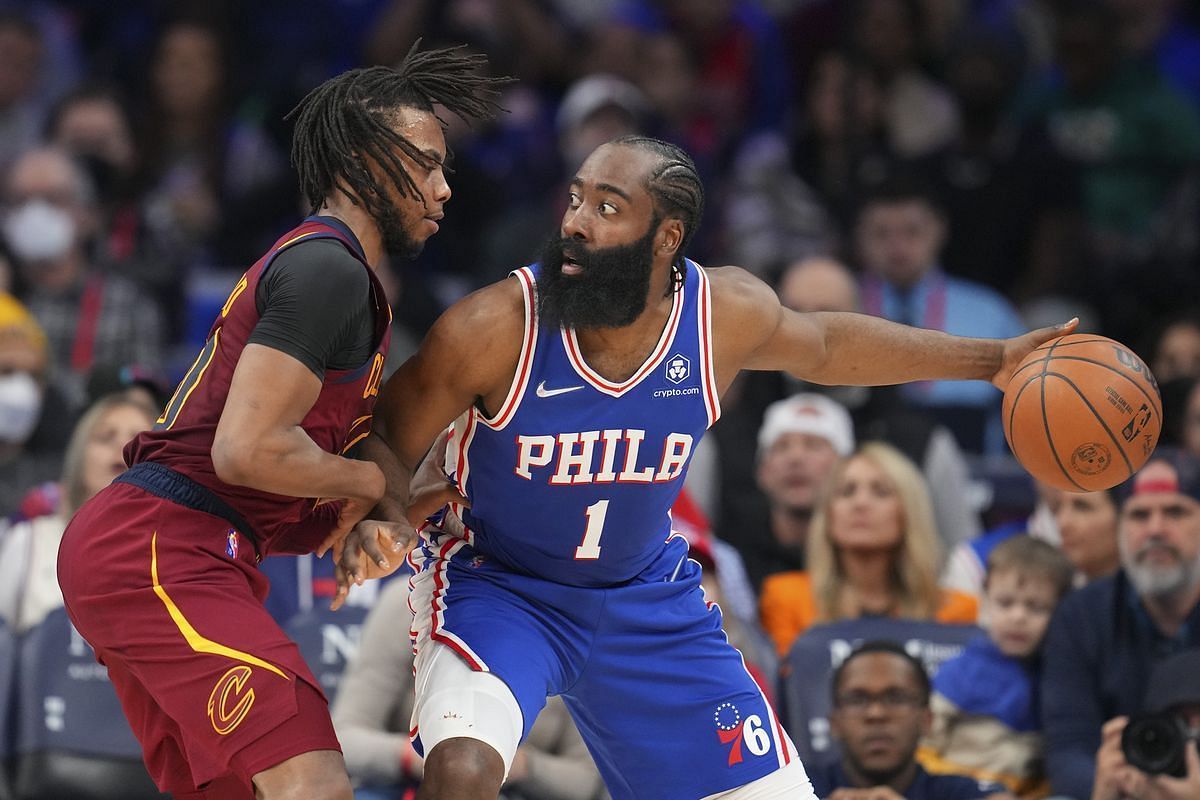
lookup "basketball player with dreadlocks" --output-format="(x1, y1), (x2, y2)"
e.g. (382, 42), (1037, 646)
(330, 136), (1076, 799)
(57, 46), (503, 800)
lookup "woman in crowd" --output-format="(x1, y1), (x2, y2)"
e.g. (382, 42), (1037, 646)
(760, 441), (978, 656)
(0, 392), (155, 631)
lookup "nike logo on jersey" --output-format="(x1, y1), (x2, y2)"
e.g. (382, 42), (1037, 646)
(536, 381), (584, 398)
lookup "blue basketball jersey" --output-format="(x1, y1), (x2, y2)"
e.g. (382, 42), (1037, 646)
(443, 259), (720, 587)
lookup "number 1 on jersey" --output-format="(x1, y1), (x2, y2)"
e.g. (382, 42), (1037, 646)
(575, 499), (609, 560)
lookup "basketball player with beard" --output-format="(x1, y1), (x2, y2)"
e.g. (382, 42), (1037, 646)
(334, 136), (1076, 800)
(57, 47), (504, 800)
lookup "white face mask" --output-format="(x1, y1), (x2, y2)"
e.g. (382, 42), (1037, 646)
(2, 199), (76, 263)
(0, 371), (43, 444)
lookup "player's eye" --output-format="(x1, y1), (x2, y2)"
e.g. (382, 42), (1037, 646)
(599, 201), (617, 214)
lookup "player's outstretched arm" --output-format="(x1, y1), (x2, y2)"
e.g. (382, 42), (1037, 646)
(710, 267), (1076, 391)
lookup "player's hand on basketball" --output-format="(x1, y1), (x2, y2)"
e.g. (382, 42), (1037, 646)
(990, 317), (1079, 390)
(406, 433), (469, 527)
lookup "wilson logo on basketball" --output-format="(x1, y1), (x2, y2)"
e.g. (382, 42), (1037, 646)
(208, 665), (255, 735)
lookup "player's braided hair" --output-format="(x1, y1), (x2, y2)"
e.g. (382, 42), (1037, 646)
(287, 42), (506, 217)
(611, 135), (704, 288)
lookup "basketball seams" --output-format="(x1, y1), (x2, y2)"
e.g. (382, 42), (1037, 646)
(1038, 338), (1086, 490)
(1051, 371), (1135, 478)
(1039, 355), (1162, 422)
(1032, 337), (1115, 352)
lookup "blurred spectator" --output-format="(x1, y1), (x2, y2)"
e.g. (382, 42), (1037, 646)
(556, 73), (650, 176)
(1182, 379), (1200, 458)
(1041, 449), (1200, 799)
(713, 255), (983, 587)
(722, 132), (838, 277)
(920, 535), (1074, 796)
(0, 392), (154, 632)
(807, 640), (1012, 799)
(0, 291), (70, 517)
(364, 0), (572, 87)
(789, 49), (897, 234)
(0, 11), (43, 170)
(855, 174), (1024, 454)
(783, 256), (984, 552)
(1111, 0), (1200, 109)
(1091, 648), (1200, 800)
(587, 0), (790, 153)
(848, 0), (961, 158)
(752, 393), (853, 584)
(136, 19), (291, 270)
(4, 146), (165, 410)
(1016, 0), (1200, 343)
(923, 27), (1085, 303)
(1046, 484), (1122, 585)
(760, 442), (978, 657)
(46, 83), (190, 330)
(1151, 314), (1200, 383)
(332, 579), (606, 800)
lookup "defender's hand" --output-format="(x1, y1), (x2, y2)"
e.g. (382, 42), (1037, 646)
(330, 519), (416, 610)
(991, 318), (1079, 390)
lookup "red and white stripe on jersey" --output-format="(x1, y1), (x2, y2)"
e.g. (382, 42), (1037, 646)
(445, 410), (480, 547)
(726, 627), (797, 771)
(416, 534), (488, 672)
(694, 265), (721, 428)
(561, 275), (684, 397)
(478, 267), (538, 430)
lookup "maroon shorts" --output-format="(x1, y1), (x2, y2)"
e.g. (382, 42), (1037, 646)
(57, 482), (340, 798)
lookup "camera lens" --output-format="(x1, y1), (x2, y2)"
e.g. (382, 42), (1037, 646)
(1122, 714), (1187, 777)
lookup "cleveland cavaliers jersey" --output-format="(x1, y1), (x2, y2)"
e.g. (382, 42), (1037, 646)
(127, 217), (391, 555)
(442, 259), (720, 587)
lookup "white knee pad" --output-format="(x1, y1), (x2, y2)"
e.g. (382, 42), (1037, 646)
(700, 761), (817, 800)
(413, 641), (525, 778)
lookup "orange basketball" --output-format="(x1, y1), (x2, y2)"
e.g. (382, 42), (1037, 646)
(1002, 334), (1161, 492)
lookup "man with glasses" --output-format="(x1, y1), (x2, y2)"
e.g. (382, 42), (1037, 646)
(809, 641), (1013, 799)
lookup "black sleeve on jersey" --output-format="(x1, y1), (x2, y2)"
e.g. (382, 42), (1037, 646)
(248, 238), (376, 379)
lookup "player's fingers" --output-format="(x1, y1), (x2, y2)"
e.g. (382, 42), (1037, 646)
(358, 523), (392, 572)
(330, 562), (351, 611)
(338, 538), (366, 588)
(1030, 317), (1079, 346)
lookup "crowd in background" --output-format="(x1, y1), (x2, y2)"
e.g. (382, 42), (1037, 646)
(3, 1), (1200, 799)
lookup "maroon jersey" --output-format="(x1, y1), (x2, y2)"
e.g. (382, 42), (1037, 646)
(127, 219), (391, 556)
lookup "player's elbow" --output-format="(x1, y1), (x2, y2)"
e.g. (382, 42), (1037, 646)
(211, 436), (254, 486)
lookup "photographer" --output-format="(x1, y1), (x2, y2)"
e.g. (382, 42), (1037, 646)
(1093, 649), (1200, 800)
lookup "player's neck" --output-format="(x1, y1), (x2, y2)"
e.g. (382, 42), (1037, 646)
(574, 289), (674, 375)
(314, 199), (384, 266)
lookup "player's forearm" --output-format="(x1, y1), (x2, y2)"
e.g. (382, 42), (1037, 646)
(360, 430), (413, 521)
(212, 426), (379, 501)
(806, 312), (1003, 387)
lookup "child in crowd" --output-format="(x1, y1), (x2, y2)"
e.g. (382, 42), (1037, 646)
(920, 535), (1074, 797)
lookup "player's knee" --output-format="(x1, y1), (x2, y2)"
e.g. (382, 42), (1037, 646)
(422, 737), (505, 797)
(253, 752), (354, 800)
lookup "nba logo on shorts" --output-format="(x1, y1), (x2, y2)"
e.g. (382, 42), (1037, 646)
(665, 354), (690, 384)
(226, 529), (239, 559)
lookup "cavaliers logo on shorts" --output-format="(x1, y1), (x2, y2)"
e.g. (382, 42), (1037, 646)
(208, 665), (255, 735)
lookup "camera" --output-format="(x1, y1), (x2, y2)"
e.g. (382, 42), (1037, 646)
(1122, 712), (1199, 777)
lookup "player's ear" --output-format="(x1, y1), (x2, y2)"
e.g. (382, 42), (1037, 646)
(658, 217), (684, 256)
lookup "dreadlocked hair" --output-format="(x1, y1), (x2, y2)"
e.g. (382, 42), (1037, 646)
(287, 42), (507, 217)
(612, 135), (705, 285)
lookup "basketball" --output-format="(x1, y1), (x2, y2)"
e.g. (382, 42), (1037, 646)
(1003, 334), (1162, 492)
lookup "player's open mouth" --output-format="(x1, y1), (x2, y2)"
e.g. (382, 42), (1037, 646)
(561, 256), (584, 276)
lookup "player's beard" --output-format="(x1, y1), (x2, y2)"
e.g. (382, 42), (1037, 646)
(377, 198), (424, 259)
(536, 218), (659, 331)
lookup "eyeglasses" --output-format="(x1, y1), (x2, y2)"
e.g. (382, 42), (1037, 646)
(835, 689), (925, 713)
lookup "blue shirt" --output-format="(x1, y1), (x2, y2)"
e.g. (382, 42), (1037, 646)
(807, 760), (1006, 799)
(861, 270), (1023, 453)
(1040, 570), (1200, 799)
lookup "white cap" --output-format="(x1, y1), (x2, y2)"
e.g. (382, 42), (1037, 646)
(556, 73), (649, 132)
(758, 393), (855, 457)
